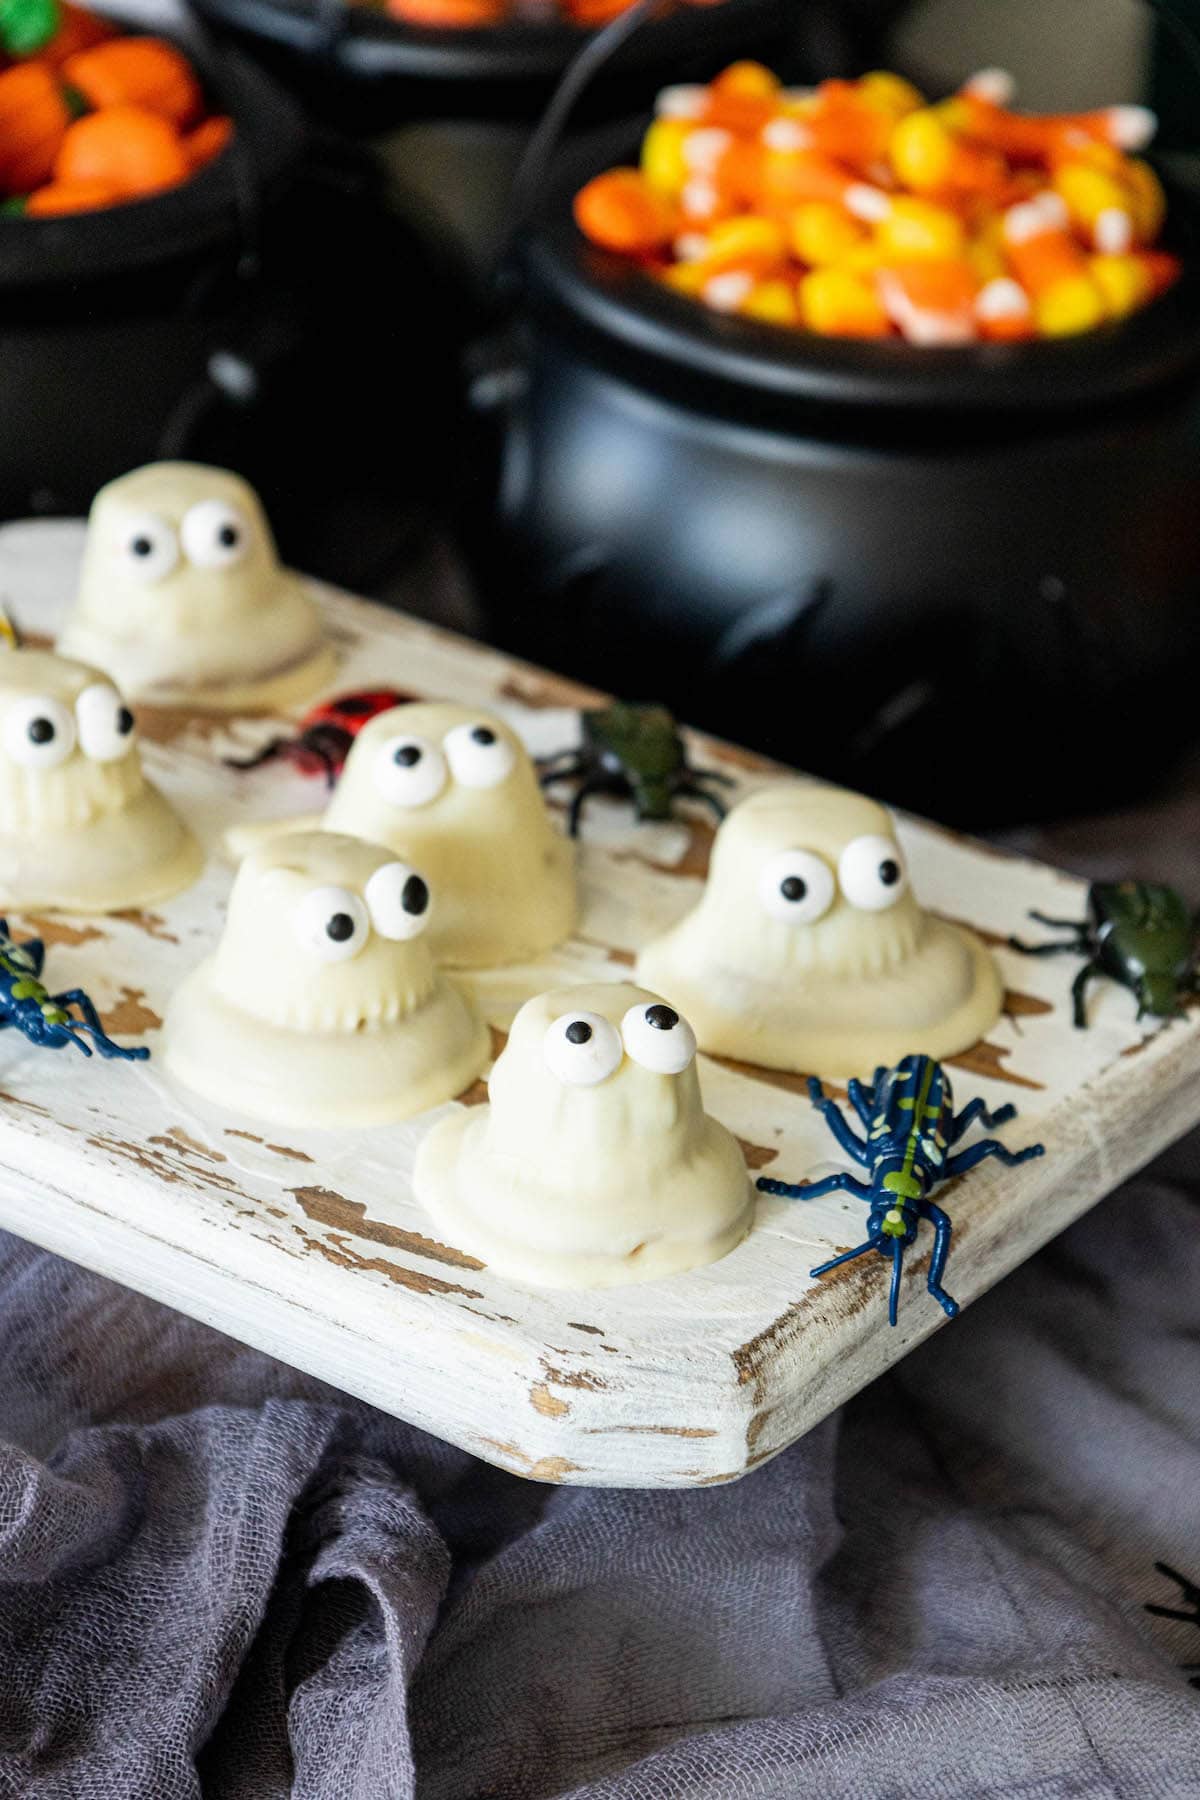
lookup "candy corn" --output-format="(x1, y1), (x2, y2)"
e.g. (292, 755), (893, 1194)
(572, 62), (1177, 343)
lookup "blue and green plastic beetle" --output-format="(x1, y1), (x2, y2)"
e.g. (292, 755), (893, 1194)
(1009, 880), (1199, 1028)
(758, 1054), (1044, 1326)
(0, 920), (148, 1061)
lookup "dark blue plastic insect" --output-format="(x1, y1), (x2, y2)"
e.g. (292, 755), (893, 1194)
(757, 1055), (1044, 1326)
(0, 920), (148, 1061)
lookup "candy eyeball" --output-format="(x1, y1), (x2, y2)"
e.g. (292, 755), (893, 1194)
(443, 721), (517, 790)
(3, 694), (77, 770)
(364, 861), (431, 941)
(543, 1010), (624, 1086)
(621, 1001), (697, 1075)
(75, 682), (136, 763)
(373, 736), (448, 809)
(113, 512), (179, 585)
(292, 885), (371, 963)
(181, 498), (252, 570)
(758, 848), (835, 924)
(838, 834), (908, 911)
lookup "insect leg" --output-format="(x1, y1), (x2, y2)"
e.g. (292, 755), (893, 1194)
(1028, 911), (1088, 932)
(949, 1097), (1016, 1142)
(567, 776), (617, 838)
(923, 1203), (960, 1318)
(943, 1137), (1044, 1178)
(672, 781), (728, 823)
(1071, 961), (1102, 1029)
(810, 1237), (878, 1280)
(888, 1237), (904, 1326)
(537, 755), (585, 788)
(1007, 936), (1088, 957)
(757, 1172), (873, 1202)
(847, 1078), (874, 1129)
(52, 990), (149, 1062)
(818, 1103), (871, 1163)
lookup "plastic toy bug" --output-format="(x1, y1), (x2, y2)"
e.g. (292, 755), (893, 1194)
(538, 701), (735, 836)
(225, 689), (410, 788)
(757, 1054), (1045, 1326)
(0, 921), (149, 1061)
(1146, 1563), (1200, 1689)
(1009, 881), (1199, 1028)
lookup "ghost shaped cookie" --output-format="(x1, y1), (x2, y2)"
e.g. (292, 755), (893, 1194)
(636, 783), (1002, 1079)
(415, 981), (753, 1287)
(162, 832), (489, 1128)
(0, 647), (201, 912)
(229, 700), (577, 968)
(58, 462), (335, 711)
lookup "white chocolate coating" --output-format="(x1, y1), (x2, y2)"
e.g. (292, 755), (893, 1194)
(415, 981), (753, 1288)
(637, 784), (1002, 1079)
(0, 648), (201, 912)
(163, 832), (489, 1128)
(59, 463), (335, 710)
(230, 701), (577, 969)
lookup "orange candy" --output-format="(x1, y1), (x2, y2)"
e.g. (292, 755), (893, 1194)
(63, 37), (203, 132)
(182, 114), (233, 172)
(55, 105), (189, 198)
(385, 0), (507, 20)
(573, 167), (675, 255)
(573, 61), (1172, 344)
(0, 63), (75, 195)
(25, 176), (121, 214)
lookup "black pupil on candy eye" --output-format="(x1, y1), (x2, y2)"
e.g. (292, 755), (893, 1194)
(218, 525), (239, 549)
(402, 875), (429, 915)
(879, 860), (900, 886)
(471, 726), (496, 745)
(131, 537), (153, 558)
(781, 875), (807, 902)
(27, 718), (53, 744)
(326, 913), (355, 943)
(117, 708), (134, 735)
(394, 745), (422, 767)
(565, 1020), (592, 1046)
(645, 1005), (677, 1031)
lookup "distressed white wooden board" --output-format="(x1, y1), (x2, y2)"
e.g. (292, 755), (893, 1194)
(0, 520), (1195, 1489)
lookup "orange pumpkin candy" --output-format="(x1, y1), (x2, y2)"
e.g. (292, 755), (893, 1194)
(0, 61), (75, 194)
(55, 104), (189, 197)
(182, 113), (233, 172)
(63, 36), (203, 131)
(34, 3), (117, 70)
(26, 176), (121, 214)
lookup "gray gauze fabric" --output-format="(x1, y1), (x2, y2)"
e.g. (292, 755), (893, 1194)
(0, 1135), (1197, 1800)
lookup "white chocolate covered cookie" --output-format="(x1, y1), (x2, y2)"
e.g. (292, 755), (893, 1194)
(637, 783), (1002, 1079)
(59, 462), (335, 710)
(163, 831), (489, 1128)
(415, 981), (753, 1288)
(0, 647), (200, 912)
(228, 700), (577, 968)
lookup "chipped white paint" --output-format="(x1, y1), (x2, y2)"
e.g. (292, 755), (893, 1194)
(0, 522), (1194, 1488)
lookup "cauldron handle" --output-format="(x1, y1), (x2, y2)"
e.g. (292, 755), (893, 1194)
(506, 0), (674, 253)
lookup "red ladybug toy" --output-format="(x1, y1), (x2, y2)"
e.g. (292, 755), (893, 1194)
(226, 689), (411, 787)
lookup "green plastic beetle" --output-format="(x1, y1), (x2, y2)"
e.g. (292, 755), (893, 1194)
(538, 702), (735, 837)
(1009, 880), (1199, 1028)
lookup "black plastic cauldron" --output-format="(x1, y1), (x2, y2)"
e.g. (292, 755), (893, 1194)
(0, 30), (472, 593)
(183, 0), (790, 132)
(467, 126), (1200, 828)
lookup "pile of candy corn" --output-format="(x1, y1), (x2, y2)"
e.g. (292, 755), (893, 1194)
(573, 61), (1181, 342)
(0, 0), (232, 218)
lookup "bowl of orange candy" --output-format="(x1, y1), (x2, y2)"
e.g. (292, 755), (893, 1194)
(573, 59), (1184, 345)
(0, 0), (236, 217)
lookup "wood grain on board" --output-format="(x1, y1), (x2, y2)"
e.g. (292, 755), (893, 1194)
(0, 523), (1193, 1488)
